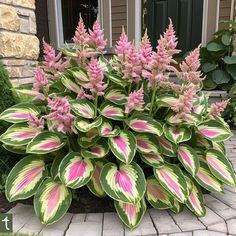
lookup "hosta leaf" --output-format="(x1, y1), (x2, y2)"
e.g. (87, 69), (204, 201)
(170, 200), (184, 213)
(51, 153), (66, 180)
(141, 153), (164, 168)
(6, 155), (47, 202)
(71, 99), (96, 119)
(99, 101), (124, 120)
(27, 132), (66, 154)
(136, 134), (159, 154)
(186, 181), (206, 217)
(61, 74), (81, 93)
(197, 120), (232, 142)
(157, 136), (177, 157)
(177, 144), (200, 176)
(195, 163), (223, 192)
(146, 176), (174, 209)
(59, 152), (95, 189)
(74, 117), (102, 132)
(193, 92), (208, 115)
(0, 123), (40, 146)
(114, 198), (146, 229)
(195, 133), (212, 149)
(0, 103), (40, 123)
(105, 86), (127, 105)
(104, 72), (128, 87)
(78, 128), (100, 148)
(68, 67), (89, 85)
(128, 115), (163, 136)
(211, 141), (225, 154)
(156, 95), (179, 107)
(87, 160), (107, 197)
(3, 144), (26, 154)
(166, 113), (202, 126)
(13, 87), (44, 100)
(34, 178), (72, 225)
(81, 139), (109, 159)
(109, 130), (136, 164)
(164, 124), (192, 144)
(154, 163), (188, 203)
(206, 149), (236, 185)
(100, 162), (146, 204)
(97, 118), (120, 137)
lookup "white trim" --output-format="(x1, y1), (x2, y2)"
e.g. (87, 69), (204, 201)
(216, 0), (220, 31)
(230, 0), (235, 20)
(201, 0), (208, 46)
(108, 0), (112, 47)
(135, 0), (142, 47)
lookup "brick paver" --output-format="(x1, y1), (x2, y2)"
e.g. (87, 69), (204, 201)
(6, 133), (236, 235)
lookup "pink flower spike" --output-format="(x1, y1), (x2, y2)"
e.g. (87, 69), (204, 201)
(125, 88), (144, 114)
(85, 58), (107, 97)
(27, 114), (44, 130)
(210, 100), (229, 117)
(33, 66), (49, 92)
(115, 28), (131, 60)
(88, 19), (107, 52)
(73, 16), (89, 45)
(140, 30), (152, 66)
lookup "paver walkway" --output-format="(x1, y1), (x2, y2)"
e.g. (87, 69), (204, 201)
(6, 131), (236, 236)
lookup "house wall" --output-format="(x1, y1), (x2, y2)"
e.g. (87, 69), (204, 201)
(0, 0), (39, 86)
(219, 0), (233, 30)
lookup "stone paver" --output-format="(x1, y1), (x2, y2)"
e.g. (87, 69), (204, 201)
(7, 134), (236, 235)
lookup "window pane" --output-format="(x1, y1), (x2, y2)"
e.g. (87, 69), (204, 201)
(61, 0), (98, 43)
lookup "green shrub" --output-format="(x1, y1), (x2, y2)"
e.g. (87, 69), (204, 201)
(0, 62), (16, 191)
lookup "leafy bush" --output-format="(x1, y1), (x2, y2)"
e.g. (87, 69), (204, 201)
(0, 62), (16, 192)
(0, 18), (235, 229)
(201, 20), (236, 90)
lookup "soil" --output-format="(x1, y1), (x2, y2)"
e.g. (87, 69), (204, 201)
(0, 187), (115, 213)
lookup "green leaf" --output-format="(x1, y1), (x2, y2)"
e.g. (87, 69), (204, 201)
(221, 34), (231, 46)
(202, 63), (218, 73)
(212, 70), (231, 84)
(227, 64), (236, 80)
(5, 155), (47, 202)
(104, 72), (128, 87)
(223, 56), (236, 64)
(207, 42), (225, 52)
(100, 162), (146, 204)
(34, 178), (72, 225)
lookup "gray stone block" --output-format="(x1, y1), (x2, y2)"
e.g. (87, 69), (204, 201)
(193, 230), (226, 236)
(227, 219), (236, 234)
(103, 212), (124, 236)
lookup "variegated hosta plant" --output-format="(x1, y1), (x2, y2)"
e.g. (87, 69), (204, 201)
(0, 18), (235, 229)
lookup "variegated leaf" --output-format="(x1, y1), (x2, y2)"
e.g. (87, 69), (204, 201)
(156, 95), (179, 108)
(115, 198), (146, 229)
(154, 163), (188, 203)
(0, 123), (40, 146)
(186, 180), (206, 217)
(87, 160), (107, 197)
(211, 141), (226, 154)
(68, 67), (89, 85)
(74, 117), (102, 132)
(78, 128), (100, 148)
(195, 162), (223, 192)
(5, 155), (47, 202)
(197, 120), (232, 142)
(51, 153), (66, 180)
(164, 124), (192, 144)
(99, 101), (124, 120)
(34, 178), (72, 225)
(0, 103), (40, 123)
(81, 139), (109, 159)
(27, 132), (66, 154)
(104, 72), (128, 87)
(170, 200), (184, 213)
(166, 112), (201, 126)
(195, 133), (212, 149)
(61, 74), (81, 93)
(193, 91), (208, 115)
(100, 162), (146, 204)
(97, 118), (120, 137)
(59, 152), (95, 189)
(105, 86), (127, 105)
(128, 115), (163, 136)
(136, 134), (159, 154)
(3, 144), (26, 154)
(109, 130), (136, 164)
(141, 153), (164, 168)
(14, 87), (44, 100)
(177, 144), (200, 176)
(71, 99), (96, 119)
(157, 136), (177, 157)
(146, 176), (174, 209)
(206, 149), (236, 186)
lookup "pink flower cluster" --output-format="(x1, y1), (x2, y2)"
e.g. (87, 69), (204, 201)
(210, 100), (228, 117)
(27, 114), (45, 130)
(73, 16), (89, 46)
(46, 97), (75, 133)
(33, 66), (49, 92)
(177, 47), (204, 83)
(43, 42), (69, 78)
(125, 88), (144, 114)
(139, 31), (152, 67)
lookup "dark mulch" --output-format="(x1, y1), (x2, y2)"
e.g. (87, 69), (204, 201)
(0, 187), (115, 214)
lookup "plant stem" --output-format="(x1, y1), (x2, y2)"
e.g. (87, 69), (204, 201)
(94, 94), (98, 117)
(149, 81), (157, 116)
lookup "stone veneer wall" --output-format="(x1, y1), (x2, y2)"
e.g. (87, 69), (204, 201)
(0, 0), (39, 86)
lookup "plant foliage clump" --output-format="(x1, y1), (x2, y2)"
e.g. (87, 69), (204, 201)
(0, 18), (235, 228)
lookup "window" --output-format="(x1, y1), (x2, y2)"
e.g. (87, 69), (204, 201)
(48, 0), (100, 48)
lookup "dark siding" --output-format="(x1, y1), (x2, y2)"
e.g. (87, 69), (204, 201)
(35, 0), (50, 58)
